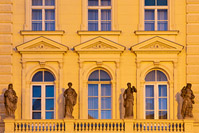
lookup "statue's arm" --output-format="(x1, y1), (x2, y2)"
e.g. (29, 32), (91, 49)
(123, 90), (126, 100)
(133, 86), (137, 92)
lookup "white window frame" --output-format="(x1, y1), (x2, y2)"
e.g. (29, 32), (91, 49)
(88, 69), (112, 119)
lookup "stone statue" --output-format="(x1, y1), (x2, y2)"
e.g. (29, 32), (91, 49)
(64, 82), (77, 119)
(123, 83), (137, 119)
(181, 83), (195, 119)
(4, 84), (18, 118)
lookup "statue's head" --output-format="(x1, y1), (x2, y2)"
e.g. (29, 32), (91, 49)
(68, 82), (72, 88)
(8, 83), (13, 90)
(127, 82), (131, 88)
(187, 83), (192, 89)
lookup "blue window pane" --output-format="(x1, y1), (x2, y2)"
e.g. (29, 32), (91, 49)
(159, 111), (167, 119)
(32, 112), (41, 119)
(145, 85), (154, 97)
(101, 21), (111, 31)
(46, 99), (54, 110)
(146, 98), (154, 110)
(158, 21), (168, 31)
(88, 21), (98, 31)
(32, 99), (41, 110)
(157, 0), (167, 6)
(32, 9), (42, 20)
(88, 97), (98, 109)
(32, 0), (42, 6)
(157, 70), (167, 81)
(145, 21), (155, 31)
(159, 85), (167, 97)
(101, 97), (111, 109)
(101, 0), (111, 6)
(45, 9), (55, 20)
(33, 86), (41, 97)
(45, 21), (55, 31)
(88, 84), (98, 96)
(145, 10), (154, 20)
(46, 112), (54, 119)
(100, 70), (111, 81)
(101, 10), (111, 20)
(44, 71), (55, 81)
(88, 70), (99, 81)
(145, 70), (155, 81)
(101, 110), (111, 119)
(145, 0), (155, 6)
(101, 84), (111, 96)
(32, 21), (42, 31)
(146, 111), (154, 119)
(159, 98), (167, 110)
(88, 110), (98, 119)
(88, 0), (98, 6)
(45, 0), (55, 6)
(88, 10), (98, 20)
(32, 71), (43, 82)
(158, 9), (167, 20)
(46, 85), (54, 97)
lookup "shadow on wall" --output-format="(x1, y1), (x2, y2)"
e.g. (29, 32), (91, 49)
(1, 88), (7, 121)
(58, 88), (65, 119)
(175, 92), (183, 119)
(119, 88), (125, 119)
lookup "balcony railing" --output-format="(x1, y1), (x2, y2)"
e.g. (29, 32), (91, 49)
(4, 119), (195, 133)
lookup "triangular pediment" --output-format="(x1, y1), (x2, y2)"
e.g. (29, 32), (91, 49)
(16, 36), (68, 53)
(74, 36), (125, 52)
(131, 36), (183, 53)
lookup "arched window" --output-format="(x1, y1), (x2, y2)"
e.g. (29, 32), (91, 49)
(145, 70), (168, 119)
(88, 69), (111, 119)
(31, 70), (55, 119)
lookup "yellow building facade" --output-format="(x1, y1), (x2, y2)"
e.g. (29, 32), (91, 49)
(0, 0), (199, 132)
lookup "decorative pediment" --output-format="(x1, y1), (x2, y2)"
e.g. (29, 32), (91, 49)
(131, 36), (183, 53)
(16, 36), (68, 53)
(74, 36), (125, 53)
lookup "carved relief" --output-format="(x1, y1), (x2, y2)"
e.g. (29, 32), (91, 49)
(141, 41), (175, 49)
(82, 41), (117, 49)
(24, 41), (59, 50)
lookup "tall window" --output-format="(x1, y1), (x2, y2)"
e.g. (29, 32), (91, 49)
(144, 0), (168, 31)
(88, 0), (111, 31)
(32, 0), (55, 31)
(145, 70), (169, 119)
(88, 69), (112, 119)
(31, 70), (55, 119)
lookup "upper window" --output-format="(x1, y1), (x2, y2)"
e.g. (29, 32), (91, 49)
(88, 69), (112, 119)
(31, 0), (55, 31)
(88, 0), (112, 31)
(144, 0), (168, 31)
(31, 70), (55, 119)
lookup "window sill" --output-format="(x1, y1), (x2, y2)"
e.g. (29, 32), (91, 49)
(134, 30), (179, 35)
(20, 30), (65, 35)
(77, 30), (122, 35)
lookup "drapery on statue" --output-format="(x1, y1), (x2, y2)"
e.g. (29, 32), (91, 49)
(64, 82), (77, 119)
(123, 83), (137, 119)
(4, 83), (18, 118)
(181, 83), (195, 119)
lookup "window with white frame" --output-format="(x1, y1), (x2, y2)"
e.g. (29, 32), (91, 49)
(88, 0), (112, 31)
(31, 70), (55, 119)
(31, 0), (55, 31)
(144, 0), (168, 31)
(144, 70), (169, 119)
(88, 69), (112, 119)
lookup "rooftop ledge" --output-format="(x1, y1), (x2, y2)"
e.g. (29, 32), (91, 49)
(134, 30), (179, 35)
(77, 30), (122, 35)
(20, 30), (65, 35)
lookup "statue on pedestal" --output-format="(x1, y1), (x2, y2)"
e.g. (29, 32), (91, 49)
(123, 83), (137, 119)
(4, 84), (18, 118)
(181, 83), (195, 119)
(64, 82), (77, 119)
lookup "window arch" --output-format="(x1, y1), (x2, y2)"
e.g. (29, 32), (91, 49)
(144, 70), (169, 119)
(31, 70), (55, 119)
(88, 69), (112, 119)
